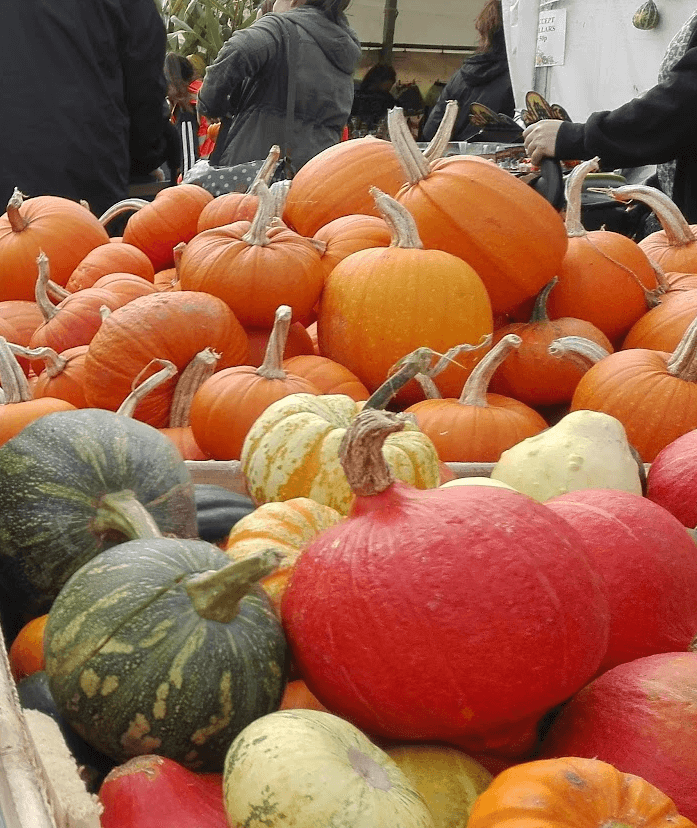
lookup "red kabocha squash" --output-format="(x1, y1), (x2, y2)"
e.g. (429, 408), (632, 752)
(489, 277), (614, 406)
(99, 754), (227, 828)
(283, 135), (406, 237)
(65, 240), (155, 291)
(546, 488), (697, 673)
(31, 345), (89, 408)
(245, 321), (315, 367)
(281, 408), (610, 758)
(312, 213), (392, 278)
(317, 188), (493, 406)
(545, 160), (658, 346)
(282, 354), (370, 401)
(467, 756), (695, 828)
(538, 652), (697, 823)
(178, 181), (325, 328)
(0, 189), (109, 300)
(646, 429), (697, 527)
(118, 184), (213, 272)
(388, 105), (568, 315)
(570, 315), (697, 461)
(405, 335), (547, 462)
(622, 288), (697, 351)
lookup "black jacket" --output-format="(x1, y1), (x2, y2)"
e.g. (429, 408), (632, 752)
(554, 27), (697, 222)
(0, 0), (172, 217)
(421, 29), (515, 142)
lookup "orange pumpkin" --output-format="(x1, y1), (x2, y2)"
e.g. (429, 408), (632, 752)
(312, 213), (392, 278)
(245, 322), (315, 367)
(282, 354), (370, 400)
(8, 614), (48, 682)
(279, 679), (329, 713)
(623, 288), (697, 351)
(65, 241), (156, 291)
(31, 345), (89, 408)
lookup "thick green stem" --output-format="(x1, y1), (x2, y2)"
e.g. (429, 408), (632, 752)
(529, 277), (558, 323)
(92, 490), (163, 540)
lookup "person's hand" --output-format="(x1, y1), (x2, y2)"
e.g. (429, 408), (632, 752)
(523, 120), (564, 166)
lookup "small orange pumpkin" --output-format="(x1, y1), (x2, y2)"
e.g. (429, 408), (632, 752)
(8, 614), (48, 682)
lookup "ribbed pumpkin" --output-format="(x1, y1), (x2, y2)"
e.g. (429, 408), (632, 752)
(83, 291), (249, 427)
(0, 408), (197, 620)
(312, 213), (392, 278)
(283, 136), (407, 237)
(388, 106), (568, 315)
(317, 188), (493, 406)
(0, 190), (109, 300)
(65, 241), (156, 291)
(282, 354), (370, 400)
(223, 710), (435, 828)
(120, 184), (213, 272)
(622, 288), (697, 351)
(44, 543), (287, 771)
(31, 344), (89, 408)
(178, 181), (325, 329)
(468, 757), (693, 828)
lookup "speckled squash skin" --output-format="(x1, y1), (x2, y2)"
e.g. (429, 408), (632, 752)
(0, 408), (198, 617)
(240, 393), (440, 514)
(44, 538), (287, 772)
(223, 709), (435, 828)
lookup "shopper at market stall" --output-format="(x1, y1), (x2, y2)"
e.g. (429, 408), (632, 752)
(197, 0), (361, 174)
(421, 0), (515, 142)
(523, 9), (697, 223)
(350, 63), (398, 134)
(0, 0), (178, 218)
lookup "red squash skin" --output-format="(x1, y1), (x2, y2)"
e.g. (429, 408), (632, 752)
(99, 754), (227, 828)
(646, 430), (697, 528)
(281, 483), (610, 757)
(545, 489), (697, 674)
(538, 652), (697, 823)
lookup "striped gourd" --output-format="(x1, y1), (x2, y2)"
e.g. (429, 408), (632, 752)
(44, 540), (287, 771)
(632, 1), (659, 29)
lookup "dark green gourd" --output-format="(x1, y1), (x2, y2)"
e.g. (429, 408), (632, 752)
(44, 540), (287, 772)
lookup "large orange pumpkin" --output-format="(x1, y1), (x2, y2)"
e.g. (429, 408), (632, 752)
(65, 241), (156, 291)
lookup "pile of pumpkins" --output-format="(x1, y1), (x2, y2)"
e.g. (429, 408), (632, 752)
(1, 102), (697, 827)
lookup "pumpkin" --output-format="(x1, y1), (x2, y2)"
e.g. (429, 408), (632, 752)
(281, 409), (610, 756)
(489, 277), (614, 405)
(646, 429), (697, 527)
(546, 488), (697, 672)
(622, 288), (697, 351)
(189, 305), (322, 460)
(283, 135), (407, 237)
(120, 184), (213, 272)
(8, 613), (48, 682)
(312, 213), (392, 278)
(99, 755), (228, 828)
(633, 0), (660, 29)
(194, 484), (257, 545)
(570, 315), (697, 461)
(317, 187), (493, 406)
(491, 409), (643, 501)
(83, 290), (249, 427)
(385, 744), (493, 828)
(0, 299), (45, 359)
(31, 344), (89, 408)
(405, 334), (548, 462)
(388, 106), (568, 315)
(282, 353), (370, 401)
(223, 709), (435, 828)
(65, 241), (156, 291)
(0, 407), (197, 620)
(538, 652), (697, 822)
(245, 320), (315, 367)
(468, 756), (692, 828)
(0, 189), (109, 300)
(44, 543), (287, 771)
(279, 679), (329, 712)
(178, 181), (325, 328)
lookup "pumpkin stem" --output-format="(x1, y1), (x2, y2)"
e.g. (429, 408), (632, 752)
(185, 548), (281, 623)
(92, 490), (164, 541)
(339, 408), (405, 496)
(414, 372), (441, 399)
(370, 188), (424, 250)
(667, 315), (697, 382)
(47, 280), (70, 302)
(0, 337), (33, 404)
(269, 179), (291, 218)
(248, 145), (281, 192)
(548, 336), (610, 370)
(591, 184), (697, 246)
(564, 158), (600, 237)
(34, 252), (60, 321)
(241, 180), (275, 247)
(364, 347), (438, 410)
(425, 335), (493, 379)
(257, 305), (292, 380)
(459, 334), (521, 407)
(387, 107), (431, 184)
(529, 277), (558, 323)
(7, 343), (64, 377)
(116, 359), (178, 418)
(422, 100), (459, 163)
(6, 188), (29, 233)
(169, 348), (220, 428)
(99, 304), (111, 322)
(98, 198), (149, 229)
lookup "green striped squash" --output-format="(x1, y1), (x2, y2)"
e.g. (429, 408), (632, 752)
(44, 541), (287, 771)
(632, 1), (659, 29)
(0, 408), (197, 618)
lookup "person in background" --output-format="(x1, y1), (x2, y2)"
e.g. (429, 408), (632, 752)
(197, 0), (361, 174)
(0, 0), (177, 217)
(350, 63), (398, 134)
(421, 0), (514, 143)
(523, 9), (697, 225)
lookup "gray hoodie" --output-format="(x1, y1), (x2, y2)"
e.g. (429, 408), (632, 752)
(198, 6), (362, 171)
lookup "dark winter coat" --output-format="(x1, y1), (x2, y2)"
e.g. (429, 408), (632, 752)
(421, 29), (515, 142)
(198, 6), (362, 171)
(554, 27), (697, 223)
(0, 0), (173, 217)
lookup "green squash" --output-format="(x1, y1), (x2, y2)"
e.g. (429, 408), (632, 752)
(194, 484), (256, 544)
(632, 0), (659, 29)
(44, 539), (287, 772)
(0, 408), (197, 618)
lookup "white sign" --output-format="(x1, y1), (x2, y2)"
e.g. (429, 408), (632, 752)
(536, 9), (566, 67)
